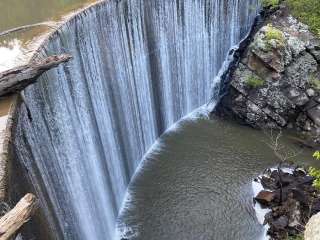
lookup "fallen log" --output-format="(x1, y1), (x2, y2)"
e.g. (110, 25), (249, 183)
(0, 194), (37, 240)
(0, 54), (72, 97)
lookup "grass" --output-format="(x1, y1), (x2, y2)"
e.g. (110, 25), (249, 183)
(245, 75), (265, 88)
(286, 0), (320, 37)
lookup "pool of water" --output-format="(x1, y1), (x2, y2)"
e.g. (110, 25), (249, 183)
(117, 111), (316, 240)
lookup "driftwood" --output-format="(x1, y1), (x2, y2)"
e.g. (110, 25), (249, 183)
(0, 194), (37, 240)
(0, 54), (72, 97)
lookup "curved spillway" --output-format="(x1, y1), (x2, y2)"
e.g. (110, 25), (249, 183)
(13, 0), (259, 239)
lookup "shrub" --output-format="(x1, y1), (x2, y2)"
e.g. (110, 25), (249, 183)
(262, 0), (280, 9)
(286, 0), (320, 37)
(245, 75), (265, 88)
(309, 151), (320, 190)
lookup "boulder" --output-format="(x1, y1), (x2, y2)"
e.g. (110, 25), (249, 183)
(307, 88), (316, 97)
(305, 213), (320, 240)
(272, 216), (289, 230)
(307, 105), (320, 126)
(255, 190), (276, 205)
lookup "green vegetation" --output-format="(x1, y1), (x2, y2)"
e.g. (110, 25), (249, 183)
(245, 75), (265, 88)
(265, 24), (285, 42)
(308, 151), (320, 190)
(286, 0), (320, 37)
(309, 75), (320, 90)
(262, 0), (280, 9)
(287, 234), (304, 240)
(264, 24), (286, 50)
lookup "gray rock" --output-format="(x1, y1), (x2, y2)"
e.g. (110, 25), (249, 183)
(307, 88), (316, 97)
(314, 96), (320, 104)
(284, 52), (318, 88)
(304, 99), (319, 111)
(293, 93), (309, 106)
(307, 105), (320, 126)
(250, 26), (288, 73)
(273, 216), (289, 230)
(287, 36), (306, 57)
(286, 87), (300, 99)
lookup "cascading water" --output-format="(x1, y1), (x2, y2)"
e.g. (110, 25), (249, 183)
(13, 0), (260, 239)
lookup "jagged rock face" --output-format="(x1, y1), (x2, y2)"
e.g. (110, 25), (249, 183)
(216, 6), (320, 141)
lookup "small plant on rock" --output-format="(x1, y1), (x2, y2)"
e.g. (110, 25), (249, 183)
(308, 151), (320, 190)
(245, 75), (265, 88)
(265, 24), (285, 47)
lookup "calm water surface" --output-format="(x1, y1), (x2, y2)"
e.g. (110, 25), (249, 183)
(117, 111), (316, 240)
(0, 0), (98, 71)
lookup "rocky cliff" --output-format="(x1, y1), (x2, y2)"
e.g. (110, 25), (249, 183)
(216, 5), (320, 143)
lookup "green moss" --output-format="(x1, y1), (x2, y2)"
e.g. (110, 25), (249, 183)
(262, 0), (280, 9)
(245, 75), (265, 88)
(309, 75), (320, 90)
(286, 0), (320, 37)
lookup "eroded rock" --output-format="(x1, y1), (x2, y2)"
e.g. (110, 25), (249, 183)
(216, 4), (320, 144)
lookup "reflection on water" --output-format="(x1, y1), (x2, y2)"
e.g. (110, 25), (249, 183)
(0, 0), (98, 70)
(0, 0), (98, 33)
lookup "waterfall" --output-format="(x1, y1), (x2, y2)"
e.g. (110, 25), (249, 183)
(13, 0), (259, 239)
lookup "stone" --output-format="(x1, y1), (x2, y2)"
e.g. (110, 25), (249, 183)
(249, 26), (288, 73)
(286, 88), (309, 106)
(255, 190), (276, 205)
(305, 213), (320, 240)
(272, 216), (289, 230)
(284, 52), (318, 89)
(304, 120), (312, 131)
(314, 96), (320, 104)
(304, 100), (319, 111)
(307, 105), (320, 126)
(307, 88), (316, 97)
(287, 36), (306, 57)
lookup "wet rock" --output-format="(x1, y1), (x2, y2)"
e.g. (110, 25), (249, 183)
(291, 188), (309, 206)
(261, 176), (278, 190)
(272, 216), (289, 230)
(255, 190), (276, 205)
(255, 167), (320, 239)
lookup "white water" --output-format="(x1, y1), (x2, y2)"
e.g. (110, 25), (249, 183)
(13, 0), (260, 239)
